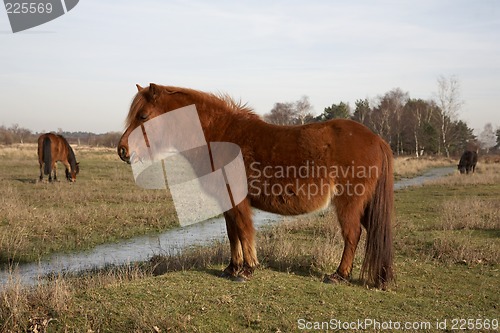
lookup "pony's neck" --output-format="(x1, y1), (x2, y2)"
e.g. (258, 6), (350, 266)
(67, 145), (77, 169)
(195, 96), (262, 143)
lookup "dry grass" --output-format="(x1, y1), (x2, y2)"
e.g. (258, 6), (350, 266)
(1, 180), (496, 332)
(150, 210), (345, 278)
(258, 212), (345, 276)
(0, 273), (71, 332)
(0, 262), (155, 332)
(0, 147), (177, 264)
(430, 236), (500, 265)
(0, 148), (498, 331)
(0, 179), (174, 263)
(429, 193), (500, 265)
(150, 242), (229, 276)
(74, 146), (120, 161)
(429, 162), (500, 186)
(1, 249), (171, 331)
(393, 156), (454, 178)
(0, 144), (117, 160)
(0, 145), (37, 159)
(396, 159), (500, 266)
(441, 198), (500, 231)
(0, 212), (346, 331)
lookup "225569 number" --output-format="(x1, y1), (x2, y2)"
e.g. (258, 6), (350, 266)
(451, 318), (498, 330)
(5, 2), (53, 14)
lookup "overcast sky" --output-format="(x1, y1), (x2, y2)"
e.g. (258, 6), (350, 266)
(1, 0), (499, 134)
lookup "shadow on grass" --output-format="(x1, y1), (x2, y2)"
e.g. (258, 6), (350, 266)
(14, 178), (37, 184)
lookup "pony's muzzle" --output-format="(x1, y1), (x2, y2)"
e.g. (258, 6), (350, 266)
(118, 145), (130, 164)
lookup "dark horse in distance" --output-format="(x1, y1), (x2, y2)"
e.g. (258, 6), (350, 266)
(458, 150), (477, 174)
(38, 133), (79, 182)
(118, 84), (395, 289)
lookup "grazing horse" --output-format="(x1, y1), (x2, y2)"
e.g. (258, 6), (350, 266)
(118, 84), (395, 289)
(458, 150), (477, 174)
(38, 133), (79, 182)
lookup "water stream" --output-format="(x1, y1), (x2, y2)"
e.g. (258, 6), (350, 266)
(394, 166), (456, 190)
(0, 166), (455, 287)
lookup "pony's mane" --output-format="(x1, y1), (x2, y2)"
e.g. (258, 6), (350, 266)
(216, 93), (260, 120)
(126, 85), (260, 127)
(126, 92), (147, 128)
(59, 134), (77, 170)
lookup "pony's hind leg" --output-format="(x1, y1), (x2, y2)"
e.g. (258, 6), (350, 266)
(324, 197), (363, 283)
(52, 163), (57, 181)
(222, 199), (259, 280)
(39, 164), (43, 181)
(48, 166), (53, 182)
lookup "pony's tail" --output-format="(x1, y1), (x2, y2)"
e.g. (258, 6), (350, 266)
(361, 141), (394, 289)
(43, 137), (52, 175)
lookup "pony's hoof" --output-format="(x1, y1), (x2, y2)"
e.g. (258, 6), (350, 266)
(219, 266), (239, 279)
(220, 264), (240, 279)
(219, 271), (247, 283)
(323, 272), (349, 284)
(239, 266), (254, 280)
(219, 270), (234, 279)
(220, 264), (254, 282)
(233, 276), (247, 283)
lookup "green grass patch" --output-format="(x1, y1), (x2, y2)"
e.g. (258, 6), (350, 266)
(1, 148), (499, 332)
(34, 261), (497, 332)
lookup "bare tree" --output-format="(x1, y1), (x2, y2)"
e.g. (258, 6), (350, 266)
(435, 75), (464, 157)
(496, 128), (500, 150)
(263, 96), (314, 125)
(404, 99), (445, 157)
(479, 123), (497, 153)
(263, 102), (297, 125)
(370, 88), (408, 152)
(9, 123), (33, 144)
(0, 125), (14, 145)
(384, 88), (409, 155)
(405, 99), (427, 157)
(294, 96), (313, 125)
(369, 98), (392, 144)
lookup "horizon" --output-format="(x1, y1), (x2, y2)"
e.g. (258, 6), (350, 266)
(1, 1), (499, 136)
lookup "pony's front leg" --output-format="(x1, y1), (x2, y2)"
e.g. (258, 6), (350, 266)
(63, 161), (71, 181)
(222, 213), (244, 278)
(222, 200), (259, 280)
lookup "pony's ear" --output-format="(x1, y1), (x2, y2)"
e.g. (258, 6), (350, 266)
(136, 84), (144, 92)
(149, 83), (162, 101)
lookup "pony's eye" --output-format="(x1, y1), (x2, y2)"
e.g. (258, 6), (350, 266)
(139, 113), (149, 120)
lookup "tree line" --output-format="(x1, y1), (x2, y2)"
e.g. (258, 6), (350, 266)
(264, 76), (499, 157)
(1, 76), (498, 156)
(0, 125), (122, 148)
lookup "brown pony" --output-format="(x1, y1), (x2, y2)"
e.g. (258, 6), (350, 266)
(118, 84), (394, 289)
(38, 133), (79, 182)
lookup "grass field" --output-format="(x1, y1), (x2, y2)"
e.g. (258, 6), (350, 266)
(0, 144), (177, 264)
(0, 145), (499, 332)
